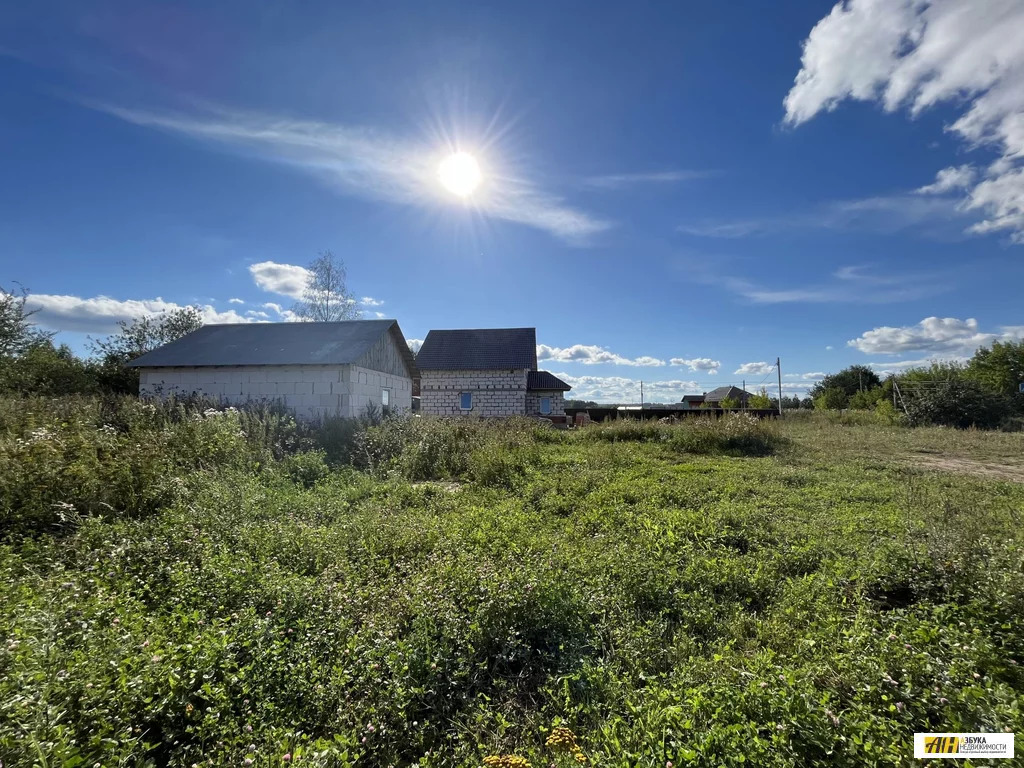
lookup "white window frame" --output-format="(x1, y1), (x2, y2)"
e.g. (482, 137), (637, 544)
(381, 388), (390, 407)
(460, 392), (473, 410)
(539, 396), (552, 415)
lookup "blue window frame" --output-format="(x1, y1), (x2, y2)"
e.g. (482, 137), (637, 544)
(540, 397), (552, 415)
(460, 392), (473, 410)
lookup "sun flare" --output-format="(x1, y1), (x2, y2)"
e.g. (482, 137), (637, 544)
(438, 151), (481, 197)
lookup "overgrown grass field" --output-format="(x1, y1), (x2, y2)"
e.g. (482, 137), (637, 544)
(1, 397), (1022, 767)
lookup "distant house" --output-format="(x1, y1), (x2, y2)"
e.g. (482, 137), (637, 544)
(702, 385), (752, 407)
(416, 327), (571, 418)
(127, 320), (416, 420)
(679, 394), (705, 409)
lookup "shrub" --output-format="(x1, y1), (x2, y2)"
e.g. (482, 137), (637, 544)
(848, 387), (882, 410)
(904, 378), (1012, 429)
(873, 398), (902, 425)
(814, 387), (848, 410)
(0, 396), (324, 536)
(580, 418), (666, 443)
(279, 450), (330, 488)
(0, 342), (100, 396)
(748, 388), (772, 409)
(581, 413), (780, 456)
(668, 412), (780, 456)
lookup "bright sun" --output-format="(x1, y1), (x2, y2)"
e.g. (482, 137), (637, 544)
(438, 151), (481, 197)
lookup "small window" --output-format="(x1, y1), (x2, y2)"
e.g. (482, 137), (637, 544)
(460, 392), (473, 410)
(381, 388), (390, 407)
(540, 397), (552, 415)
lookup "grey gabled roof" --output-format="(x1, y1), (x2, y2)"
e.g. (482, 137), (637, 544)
(681, 394), (705, 402)
(416, 327), (537, 371)
(703, 385), (752, 402)
(527, 370), (572, 391)
(127, 319), (416, 374)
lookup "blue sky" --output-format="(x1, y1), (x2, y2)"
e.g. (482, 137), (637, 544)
(2, 0), (1023, 402)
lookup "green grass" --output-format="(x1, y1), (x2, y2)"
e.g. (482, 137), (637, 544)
(1, 398), (1022, 767)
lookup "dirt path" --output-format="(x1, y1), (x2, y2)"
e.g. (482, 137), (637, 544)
(913, 454), (1024, 484)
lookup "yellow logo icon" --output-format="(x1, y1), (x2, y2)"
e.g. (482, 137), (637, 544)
(924, 736), (961, 755)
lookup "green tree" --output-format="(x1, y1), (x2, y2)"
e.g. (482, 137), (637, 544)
(719, 396), (740, 409)
(0, 283), (53, 358)
(89, 307), (204, 394)
(748, 387), (772, 409)
(814, 387), (848, 410)
(966, 339), (1024, 401)
(292, 250), (360, 322)
(809, 365), (881, 402)
(0, 340), (98, 395)
(848, 387), (883, 410)
(899, 361), (965, 384)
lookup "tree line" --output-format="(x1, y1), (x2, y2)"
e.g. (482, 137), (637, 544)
(807, 352), (1024, 429)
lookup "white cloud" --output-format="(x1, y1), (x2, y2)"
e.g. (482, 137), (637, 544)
(825, 345), (834, 350)
(407, 338), (423, 354)
(583, 170), (714, 189)
(916, 165), (976, 195)
(551, 372), (700, 403)
(679, 193), (965, 240)
(373, 311), (387, 319)
(785, 372), (827, 381)
(228, 297), (245, 304)
(256, 302), (299, 322)
(776, 382), (817, 394)
(245, 310), (270, 319)
(734, 362), (776, 376)
(669, 357), (721, 373)
(360, 296), (384, 307)
(848, 316), (1024, 356)
(704, 264), (948, 305)
(867, 356), (970, 375)
(25, 294), (253, 334)
(537, 343), (666, 367)
(248, 261), (310, 300)
(784, 0), (1024, 243)
(97, 104), (609, 243)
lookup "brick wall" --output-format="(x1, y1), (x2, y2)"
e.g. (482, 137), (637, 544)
(420, 369), (528, 416)
(138, 364), (412, 420)
(525, 391), (566, 417)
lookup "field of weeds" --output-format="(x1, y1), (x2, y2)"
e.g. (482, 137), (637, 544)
(1, 396), (1022, 767)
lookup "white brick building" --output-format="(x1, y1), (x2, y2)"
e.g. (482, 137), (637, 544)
(128, 320), (416, 420)
(416, 327), (571, 419)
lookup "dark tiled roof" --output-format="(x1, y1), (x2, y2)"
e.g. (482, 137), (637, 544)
(703, 385), (752, 402)
(527, 370), (572, 391)
(416, 327), (537, 371)
(681, 394), (705, 402)
(127, 320), (416, 373)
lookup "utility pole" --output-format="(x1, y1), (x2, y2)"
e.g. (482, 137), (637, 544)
(640, 380), (644, 411)
(742, 379), (746, 410)
(776, 357), (783, 417)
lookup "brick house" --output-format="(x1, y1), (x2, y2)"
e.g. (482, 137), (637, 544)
(127, 320), (416, 420)
(416, 327), (571, 418)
